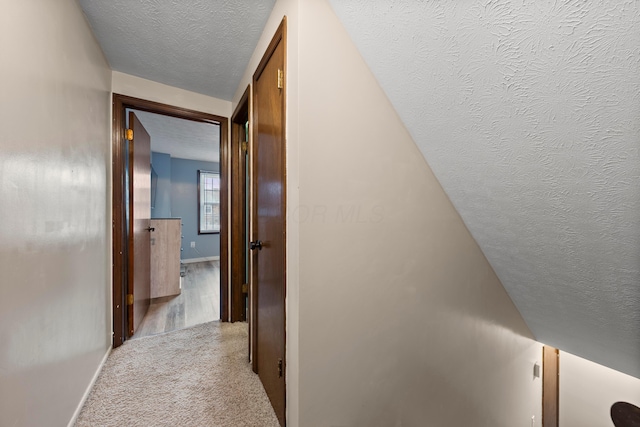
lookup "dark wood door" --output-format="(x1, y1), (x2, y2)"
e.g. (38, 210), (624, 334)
(128, 111), (152, 336)
(252, 20), (286, 427)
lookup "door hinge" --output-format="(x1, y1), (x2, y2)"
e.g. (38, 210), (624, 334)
(278, 358), (283, 378)
(127, 294), (134, 305)
(277, 69), (284, 89)
(241, 141), (248, 153)
(241, 283), (248, 293)
(126, 128), (133, 141)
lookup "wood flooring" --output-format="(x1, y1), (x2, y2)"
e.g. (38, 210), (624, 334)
(133, 260), (220, 339)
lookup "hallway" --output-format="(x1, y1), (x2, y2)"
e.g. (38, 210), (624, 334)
(5, 0), (640, 425)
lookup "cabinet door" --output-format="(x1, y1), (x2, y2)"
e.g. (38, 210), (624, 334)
(150, 219), (182, 298)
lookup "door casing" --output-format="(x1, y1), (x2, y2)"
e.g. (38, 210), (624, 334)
(543, 346), (559, 427)
(111, 94), (229, 347)
(230, 86), (251, 323)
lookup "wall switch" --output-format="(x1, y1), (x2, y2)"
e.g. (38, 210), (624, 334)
(190, 241), (196, 248)
(533, 362), (540, 378)
(531, 415), (535, 426)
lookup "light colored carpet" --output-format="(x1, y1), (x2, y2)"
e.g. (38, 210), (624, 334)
(75, 321), (280, 427)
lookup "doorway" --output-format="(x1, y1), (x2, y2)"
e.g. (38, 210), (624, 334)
(112, 94), (229, 347)
(127, 108), (222, 339)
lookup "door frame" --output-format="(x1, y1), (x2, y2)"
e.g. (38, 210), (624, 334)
(543, 346), (559, 427)
(230, 86), (250, 323)
(111, 94), (229, 347)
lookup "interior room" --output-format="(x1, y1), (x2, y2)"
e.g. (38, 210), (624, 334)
(126, 109), (222, 338)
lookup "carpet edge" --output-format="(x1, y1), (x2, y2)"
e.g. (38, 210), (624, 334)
(67, 345), (112, 427)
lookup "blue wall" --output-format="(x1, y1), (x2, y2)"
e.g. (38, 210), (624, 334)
(150, 153), (219, 260)
(151, 151), (172, 218)
(170, 157), (220, 260)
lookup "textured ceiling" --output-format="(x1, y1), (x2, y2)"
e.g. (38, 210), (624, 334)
(129, 109), (220, 162)
(78, 0), (276, 100)
(329, 0), (640, 378)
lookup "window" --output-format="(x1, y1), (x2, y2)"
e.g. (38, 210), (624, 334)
(198, 170), (220, 234)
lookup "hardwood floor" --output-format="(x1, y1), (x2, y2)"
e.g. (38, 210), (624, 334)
(133, 261), (220, 339)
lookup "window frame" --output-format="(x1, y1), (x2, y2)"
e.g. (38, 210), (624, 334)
(197, 170), (221, 234)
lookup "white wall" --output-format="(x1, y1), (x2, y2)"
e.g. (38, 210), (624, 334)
(295, 1), (543, 425)
(0, 0), (112, 426)
(560, 351), (640, 427)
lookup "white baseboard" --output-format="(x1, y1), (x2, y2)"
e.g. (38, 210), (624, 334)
(181, 256), (219, 264)
(67, 346), (111, 427)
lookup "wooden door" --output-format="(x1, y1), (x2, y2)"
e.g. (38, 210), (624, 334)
(251, 19), (287, 427)
(128, 111), (152, 337)
(543, 346), (559, 427)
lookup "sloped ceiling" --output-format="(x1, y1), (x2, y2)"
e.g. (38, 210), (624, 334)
(78, 0), (276, 100)
(328, 0), (640, 378)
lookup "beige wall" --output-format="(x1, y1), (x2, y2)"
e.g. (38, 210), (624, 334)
(294, 1), (543, 425)
(0, 1), (112, 426)
(112, 71), (232, 118)
(560, 351), (640, 426)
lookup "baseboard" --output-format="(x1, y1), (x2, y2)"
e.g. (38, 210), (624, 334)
(67, 346), (111, 427)
(181, 256), (220, 264)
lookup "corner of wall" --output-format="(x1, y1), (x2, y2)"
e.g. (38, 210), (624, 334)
(66, 347), (112, 427)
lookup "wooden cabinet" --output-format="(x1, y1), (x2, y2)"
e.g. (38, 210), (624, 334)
(150, 218), (181, 299)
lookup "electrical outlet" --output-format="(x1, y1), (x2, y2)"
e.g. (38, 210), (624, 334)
(190, 241), (195, 248)
(531, 415), (535, 426)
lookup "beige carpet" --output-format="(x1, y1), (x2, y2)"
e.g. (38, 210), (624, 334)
(75, 321), (280, 427)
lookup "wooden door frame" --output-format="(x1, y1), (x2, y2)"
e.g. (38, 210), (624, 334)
(111, 94), (229, 347)
(230, 86), (250, 323)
